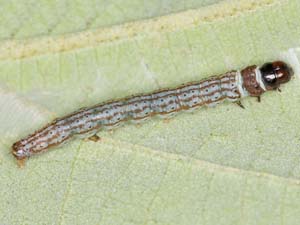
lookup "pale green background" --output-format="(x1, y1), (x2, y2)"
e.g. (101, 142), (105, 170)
(0, 0), (223, 40)
(1, 0), (300, 224)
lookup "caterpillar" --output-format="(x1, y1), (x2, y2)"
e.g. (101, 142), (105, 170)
(12, 61), (293, 167)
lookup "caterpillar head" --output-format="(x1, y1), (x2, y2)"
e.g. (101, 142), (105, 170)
(260, 61), (293, 90)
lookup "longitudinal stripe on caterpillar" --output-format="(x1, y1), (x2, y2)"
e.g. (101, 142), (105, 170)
(12, 61), (293, 167)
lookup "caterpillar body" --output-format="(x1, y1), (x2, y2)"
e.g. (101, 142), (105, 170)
(12, 61), (293, 166)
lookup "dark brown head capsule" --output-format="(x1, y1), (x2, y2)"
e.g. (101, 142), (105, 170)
(260, 61), (293, 90)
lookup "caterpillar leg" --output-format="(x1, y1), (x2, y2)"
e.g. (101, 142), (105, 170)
(257, 96), (261, 102)
(136, 124), (142, 128)
(163, 118), (171, 123)
(87, 134), (101, 142)
(235, 101), (245, 109)
(17, 158), (26, 168)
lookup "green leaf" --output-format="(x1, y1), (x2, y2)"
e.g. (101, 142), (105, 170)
(1, 0), (300, 224)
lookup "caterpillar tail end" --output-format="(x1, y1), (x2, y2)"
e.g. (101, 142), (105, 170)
(12, 141), (27, 168)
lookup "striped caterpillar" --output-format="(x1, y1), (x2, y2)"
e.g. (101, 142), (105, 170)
(12, 61), (293, 166)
